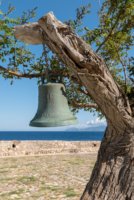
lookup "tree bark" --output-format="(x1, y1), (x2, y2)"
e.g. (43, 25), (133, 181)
(81, 124), (134, 200)
(14, 12), (134, 200)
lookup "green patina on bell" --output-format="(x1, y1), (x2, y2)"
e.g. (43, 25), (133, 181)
(29, 73), (79, 127)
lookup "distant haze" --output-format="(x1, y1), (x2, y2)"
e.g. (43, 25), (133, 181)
(66, 117), (107, 132)
(65, 125), (106, 131)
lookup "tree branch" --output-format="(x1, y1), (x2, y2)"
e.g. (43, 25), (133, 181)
(96, 0), (128, 53)
(61, 72), (81, 85)
(76, 88), (97, 106)
(68, 102), (99, 109)
(109, 59), (114, 70)
(0, 65), (45, 78)
(0, 65), (81, 84)
(76, 87), (93, 98)
(112, 40), (128, 94)
(77, 88), (88, 95)
(14, 22), (42, 45)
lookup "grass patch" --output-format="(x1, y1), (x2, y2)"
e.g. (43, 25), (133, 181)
(68, 161), (79, 165)
(48, 166), (53, 168)
(10, 165), (18, 168)
(63, 188), (77, 197)
(32, 168), (38, 171)
(91, 162), (96, 165)
(40, 186), (51, 190)
(0, 177), (14, 182)
(30, 195), (40, 198)
(75, 159), (85, 163)
(25, 163), (33, 166)
(9, 159), (17, 162)
(17, 176), (37, 183)
(1, 193), (7, 197)
(17, 188), (25, 194)
(52, 188), (58, 191)
(8, 190), (18, 195)
(65, 193), (77, 197)
(2, 158), (9, 161)
(30, 194), (44, 198)
(41, 181), (45, 184)
(0, 170), (10, 173)
(8, 189), (25, 195)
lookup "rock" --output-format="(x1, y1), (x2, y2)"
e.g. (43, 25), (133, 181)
(10, 194), (19, 199)
(51, 195), (56, 198)
(58, 194), (66, 198)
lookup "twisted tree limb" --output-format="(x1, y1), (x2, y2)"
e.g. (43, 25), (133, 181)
(68, 102), (99, 109)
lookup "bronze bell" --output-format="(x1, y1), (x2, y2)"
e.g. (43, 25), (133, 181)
(29, 73), (79, 127)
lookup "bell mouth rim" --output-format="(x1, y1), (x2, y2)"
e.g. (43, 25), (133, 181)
(39, 82), (64, 85)
(29, 119), (79, 127)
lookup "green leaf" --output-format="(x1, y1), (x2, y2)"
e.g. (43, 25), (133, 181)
(0, 10), (3, 15)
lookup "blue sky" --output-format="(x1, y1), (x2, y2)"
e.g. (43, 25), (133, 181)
(0, 0), (115, 131)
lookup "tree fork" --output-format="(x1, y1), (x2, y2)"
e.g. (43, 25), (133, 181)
(14, 12), (134, 199)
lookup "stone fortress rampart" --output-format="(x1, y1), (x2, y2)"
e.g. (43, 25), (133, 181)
(0, 140), (101, 156)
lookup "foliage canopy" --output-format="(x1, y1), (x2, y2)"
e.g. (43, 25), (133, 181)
(0, 0), (134, 119)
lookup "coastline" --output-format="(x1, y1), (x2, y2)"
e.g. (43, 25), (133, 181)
(0, 140), (100, 157)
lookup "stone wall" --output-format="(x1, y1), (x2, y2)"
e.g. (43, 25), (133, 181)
(0, 140), (101, 156)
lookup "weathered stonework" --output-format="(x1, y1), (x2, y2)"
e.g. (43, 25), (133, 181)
(0, 140), (100, 156)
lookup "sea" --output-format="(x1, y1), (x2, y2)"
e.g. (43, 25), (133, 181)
(0, 131), (104, 141)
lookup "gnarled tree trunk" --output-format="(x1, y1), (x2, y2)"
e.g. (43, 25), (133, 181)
(81, 125), (134, 200)
(14, 12), (134, 200)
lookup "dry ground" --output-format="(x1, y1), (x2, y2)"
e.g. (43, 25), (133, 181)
(0, 153), (97, 200)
